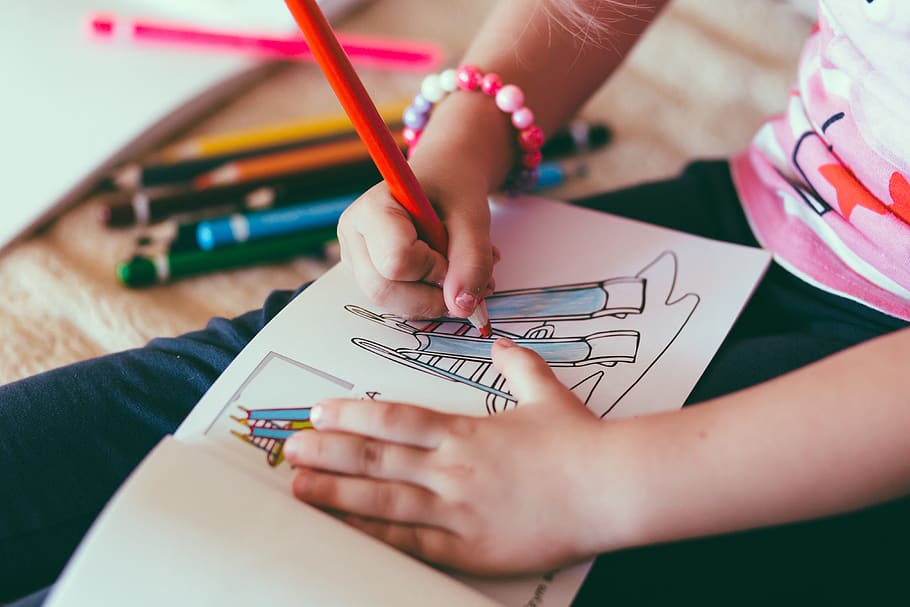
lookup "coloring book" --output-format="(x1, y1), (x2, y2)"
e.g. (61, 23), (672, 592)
(47, 195), (771, 606)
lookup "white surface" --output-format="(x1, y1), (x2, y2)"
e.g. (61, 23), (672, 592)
(47, 437), (500, 607)
(182, 195), (771, 431)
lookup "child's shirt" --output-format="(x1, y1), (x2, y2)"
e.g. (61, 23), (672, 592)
(731, 0), (910, 320)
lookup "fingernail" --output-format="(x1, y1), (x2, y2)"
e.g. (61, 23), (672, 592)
(455, 290), (478, 312)
(496, 337), (516, 348)
(309, 404), (323, 427)
(283, 434), (303, 459)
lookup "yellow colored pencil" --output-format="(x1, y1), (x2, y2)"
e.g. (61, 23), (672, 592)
(158, 98), (410, 162)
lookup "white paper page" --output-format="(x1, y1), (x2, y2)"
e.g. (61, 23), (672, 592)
(165, 348), (593, 607)
(47, 436), (501, 607)
(179, 195), (771, 438)
(175, 194), (771, 606)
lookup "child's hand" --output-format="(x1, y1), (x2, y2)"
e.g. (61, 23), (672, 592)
(284, 338), (610, 575)
(337, 174), (497, 320)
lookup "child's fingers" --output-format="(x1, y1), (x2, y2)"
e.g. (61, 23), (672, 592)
(347, 196), (448, 285)
(491, 338), (573, 405)
(342, 232), (448, 318)
(440, 200), (494, 318)
(340, 512), (462, 566)
(492, 244), (502, 265)
(307, 398), (458, 449)
(284, 430), (429, 485)
(292, 470), (451, 529)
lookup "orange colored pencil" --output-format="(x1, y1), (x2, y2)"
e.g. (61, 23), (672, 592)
(194, 130), (406, 188)
(282, 0), (491, 336)
(283, 0), (446, 252)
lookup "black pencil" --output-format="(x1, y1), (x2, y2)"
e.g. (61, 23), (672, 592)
(98, 157), (383, 227)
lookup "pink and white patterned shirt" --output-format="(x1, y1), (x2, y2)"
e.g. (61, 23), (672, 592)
(731, 0), (910, 320)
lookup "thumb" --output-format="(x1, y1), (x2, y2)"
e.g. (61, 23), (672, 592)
(491, 337), (574, 405)
(441, 201), (494, 317)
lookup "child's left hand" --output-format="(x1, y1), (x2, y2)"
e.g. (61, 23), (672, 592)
(283, 338), (613, 575)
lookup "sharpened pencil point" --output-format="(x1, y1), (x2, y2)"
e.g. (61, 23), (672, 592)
(467, 299), (492, 338)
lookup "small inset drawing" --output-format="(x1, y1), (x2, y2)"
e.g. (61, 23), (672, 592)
(231, 406), (314, 467)
(347, 252), (699, 417)
(204, 352), (353, 468)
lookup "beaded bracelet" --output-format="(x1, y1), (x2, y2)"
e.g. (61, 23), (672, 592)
(401, 65), (544, 193)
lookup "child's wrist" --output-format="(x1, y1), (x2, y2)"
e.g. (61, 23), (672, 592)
(407, 91), (515, 195)
(403, 66), (544, 194)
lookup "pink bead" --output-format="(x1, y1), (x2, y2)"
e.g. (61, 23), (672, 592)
(480, 73), (502, 96)
(495, 84), (524, 113)
(456, 65), (483, 91)
(522, 149), (542, 169)
(403, 126), (420, 145)
(511, 107), (534, 130)
(518, 125), (544, 151)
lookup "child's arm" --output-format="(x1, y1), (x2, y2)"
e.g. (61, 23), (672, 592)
(283, 326), (910, 575)
(604, 324), (910, 551)
(337, 0), (668, 320)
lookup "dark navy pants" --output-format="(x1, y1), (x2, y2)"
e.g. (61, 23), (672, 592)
(2, 161), (907, 604)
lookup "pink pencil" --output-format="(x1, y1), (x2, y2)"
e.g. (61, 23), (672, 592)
(87, 13), (442, 72)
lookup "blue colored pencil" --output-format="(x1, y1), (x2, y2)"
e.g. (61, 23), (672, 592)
(249, 427), (297, 440)
(535, 160), (585, 190)
(247, 408), (311, 421)
(196, 193), (356, 250)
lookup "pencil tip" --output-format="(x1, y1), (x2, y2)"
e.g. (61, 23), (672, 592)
(467, 299), (492, 338)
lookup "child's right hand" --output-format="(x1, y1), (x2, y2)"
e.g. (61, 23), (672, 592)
(336, 149), (500, 321)
(336, 76), (522, 320)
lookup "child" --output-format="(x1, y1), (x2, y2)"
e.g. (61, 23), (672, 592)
(2, 0), (909, 604)
(280, 0), (910, 600)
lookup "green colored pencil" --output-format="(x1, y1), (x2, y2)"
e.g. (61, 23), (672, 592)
(116, 227), (337, 287)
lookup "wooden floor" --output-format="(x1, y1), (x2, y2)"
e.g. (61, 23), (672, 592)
(0, 0), (811, 385)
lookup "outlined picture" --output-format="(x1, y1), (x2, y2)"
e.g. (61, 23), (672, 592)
(232, 406), (315, 467)
(202, 351), (354, 467)
(347, 252), (699, 417)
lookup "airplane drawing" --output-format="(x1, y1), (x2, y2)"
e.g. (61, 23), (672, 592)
(231, 406), (313, 467)
(347, 251), (700, 417)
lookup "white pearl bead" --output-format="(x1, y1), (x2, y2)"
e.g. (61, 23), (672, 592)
(420, 74), (445, 103)
(439, 69), (458, 93)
